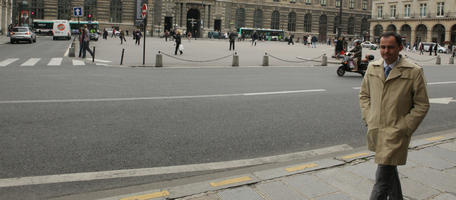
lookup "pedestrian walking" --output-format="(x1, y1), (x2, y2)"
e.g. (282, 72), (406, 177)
(164, 30), (169, 42)
(429, 44), (433, 55)
(81, 25), (94, 58)
(229, 31), (237, 51)
(434, 43), (438, 56)
(187, 31), (192, 42)
(174, 31), (183, 55)
(103, 28), (108, 39)
(288, 34), (294, 45)
(360, 32), (429, 200)
(126, 30), (129, 36)
(135, 30), (142, 45)
(251, 31), (258, 46)
(307, 35), (311, 47)
(111, 28), (116, 38)
(78, 27), (84, 57)
(311, 35), (318, 48)
(419, 42), (424, 55)
(119, 29), (126, 44)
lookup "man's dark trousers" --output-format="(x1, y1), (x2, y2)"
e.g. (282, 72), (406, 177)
(370, 165), (403, 200)
(229, 41), (235, 50)
(175, 42), (181, 55)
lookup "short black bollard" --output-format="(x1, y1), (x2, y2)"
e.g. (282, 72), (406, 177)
(92, 46), (96, 63)
(120, 48), (125, 65)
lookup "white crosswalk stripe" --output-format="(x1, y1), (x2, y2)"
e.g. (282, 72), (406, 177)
(48, 58), (63, 66)
(0, 58), (19, 67)
(72, 59), (85, 66)
(21, 58), (41, 66)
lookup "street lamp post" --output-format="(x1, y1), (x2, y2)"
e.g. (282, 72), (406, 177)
(337, 0), (343, 38)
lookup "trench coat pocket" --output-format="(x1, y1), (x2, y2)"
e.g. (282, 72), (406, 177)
(395, 116), (412, 137)
(367, 128), (379, 151)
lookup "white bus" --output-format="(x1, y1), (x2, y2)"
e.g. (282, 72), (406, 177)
(32, 19), (54, 35)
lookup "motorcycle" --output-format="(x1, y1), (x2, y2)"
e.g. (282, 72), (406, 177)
(337, 52), (374, 77)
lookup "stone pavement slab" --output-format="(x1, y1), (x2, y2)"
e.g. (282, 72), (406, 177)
(255, 180), (306, 200)
(400, 177), (440, 200)
(314, 192), (354, 200)
(422, 146), (456, 164)
(281, 174), (338, 198)
(400, 166), (456, 193)
(432, 193), (456, 200)
(217, 187), (264, 200)
(177, 193), (220, 200)
(407, 150), (455, 170)
(344, 160), (376, 181)
(438, 140), (456, 151)
(314, 168), (374, 200)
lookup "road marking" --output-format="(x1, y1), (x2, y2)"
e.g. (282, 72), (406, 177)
(426, 136), (445, 141)
(0, 58), (19, 67)
(285, 163), (319, 172)
(48, 58), (63, 66)
(427, 81), (456, 85)
(20, 58), (41, 66)
(352, 87), (361, 90)
(64, 42), (71, 57)
(429, 97), (455, 104)
(0, 144), (351, 188)
(120, 191), (169, 200)
(72, 59), (85, 66)
(210, 176), (252, 187)
(341, 152), (369, 160)
(0, 89), (326, 104)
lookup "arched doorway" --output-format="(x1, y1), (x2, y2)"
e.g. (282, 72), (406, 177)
(187, 9), (200, 38)
(400, 24), (412, 44)
(319, 15), (327, 42)
(415, 24), (427, 43)
(373, 24), (383, 43)
(451, 25), (456, 44)
(386, 24), (397, 33)
(432, 24), (445, 44)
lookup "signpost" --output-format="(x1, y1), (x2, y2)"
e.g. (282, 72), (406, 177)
(73, 7), (83, 29)
(142, 3), (147, 65)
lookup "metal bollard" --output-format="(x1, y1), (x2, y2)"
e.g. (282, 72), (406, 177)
(263, 52), (269, 66)
(450, 56), (454, 64)
(155, 51), (163, 67)
(436, 55), (441, 65)
(232, 52), (239, 67)
(321, 53), (327, 66)
(120, 48), (125, 65)
(92, 46), (96, 63)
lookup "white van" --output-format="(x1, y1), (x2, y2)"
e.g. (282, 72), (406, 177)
(53, 20), (71, 40)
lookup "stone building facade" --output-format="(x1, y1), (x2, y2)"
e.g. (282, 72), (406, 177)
(12, 0), (372, 41)
(1, 0), (13, 35)
(370, 0), (456, 45)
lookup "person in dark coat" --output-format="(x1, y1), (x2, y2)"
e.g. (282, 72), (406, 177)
(349, 40), (362, 71)
(429, 44), (433, 55)
(288, 34), (294, 45)
(434, 43), (438, 56)
(173, 31), (183, 55)
(229, 31), (237, 51)
(251, 31), (258, 46)
(335, 37), (344, 57)
(135, 30), (142, 45)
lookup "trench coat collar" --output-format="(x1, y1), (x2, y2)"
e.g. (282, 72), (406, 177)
(371, 55), (413, 81)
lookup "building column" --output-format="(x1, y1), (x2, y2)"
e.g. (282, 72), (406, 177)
(369, 23), (375, 42)
(445, 30), (451, 43)
(204, 4), (208, 30)
(1, 0), (4, 35)
(427, 29), (432, 42)
(181, 3), (186, 29)
(411, 29), (416, 45)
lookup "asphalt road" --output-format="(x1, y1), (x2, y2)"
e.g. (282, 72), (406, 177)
(1, 39), (456, 199)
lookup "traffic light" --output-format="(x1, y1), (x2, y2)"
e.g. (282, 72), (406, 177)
(88, 14), (92, 20)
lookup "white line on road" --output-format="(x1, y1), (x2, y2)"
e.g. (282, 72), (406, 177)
(0, 58), (19, 67)
(72, 59), (85, 66)
(64, 42), (71, 57)
(20, 58), (41, 66)
(0, 144), (352, 188)
(48, 57), (63, 66)
(0, 89), (326, 104)
(427, 81), (456, 85)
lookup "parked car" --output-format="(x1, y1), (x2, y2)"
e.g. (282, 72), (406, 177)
(361, 41), (378, 50)
(422, 42), (448, 53)
(9, 27), (36, 44)
(89, 32), (99, 41)
(106, 28), (120, 37)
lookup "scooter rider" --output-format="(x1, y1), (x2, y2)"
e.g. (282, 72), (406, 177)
(350, 40), (362, 71)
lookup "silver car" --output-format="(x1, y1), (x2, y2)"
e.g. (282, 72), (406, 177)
(361, 41), (378, 50)
(10, 27), (36, 44)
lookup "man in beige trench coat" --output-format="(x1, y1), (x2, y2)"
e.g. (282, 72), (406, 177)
(360, 32), (430, 199)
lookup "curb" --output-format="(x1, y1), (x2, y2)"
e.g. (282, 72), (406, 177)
(101, 131), (456, 200)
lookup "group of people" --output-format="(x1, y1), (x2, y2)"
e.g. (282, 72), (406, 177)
(78, 25), (94, 59)
(100, 28), (142, 45)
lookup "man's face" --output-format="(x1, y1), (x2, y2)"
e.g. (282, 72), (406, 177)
(380, 36), (403, 64)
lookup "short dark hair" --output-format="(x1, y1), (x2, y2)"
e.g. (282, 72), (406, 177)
(380, 32), (402, 47)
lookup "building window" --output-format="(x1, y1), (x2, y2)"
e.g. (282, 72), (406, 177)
(320, 0), (326, 6)
(349, 0), (355, 9)
(304, 14), (312, 32)
(58, 0), (71, 19)
(420, 3), (426, 17)
(235, 8), (245, 30)
(110, 0), (122, 23)
(333, 16), (340, 34)
(437, 2), (444, 17)
(273, 0), (280, 2)
(271, 10), (280, 29)
(404, 4), (410, 17)
(347, 17), (354, 34)
(32, 0), (44, 19)
(288, 12), (296, 31)
(253, 9), (263, 28)
(362, 0), (368, 10)
(390, 5), (396, 18)
(377, 6), (383, 18)
(336, 0), (341, 8)
(84, 0), (97, 20)
(305, 0), (311, 5)
(290, 0), (296, 3)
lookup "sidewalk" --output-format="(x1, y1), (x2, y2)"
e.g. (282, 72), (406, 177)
(96, 131), (456, 200)
(0, 35), (9, 44)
